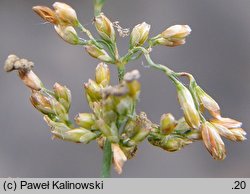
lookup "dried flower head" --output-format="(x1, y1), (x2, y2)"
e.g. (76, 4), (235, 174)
(123, 69), (140, 82)
(4, 55), (33, 72)
(4, 55), (43, 91)
(33, 2), (78, 26)
(32, 6), (58, 24)
(112, 144), (127, 174)
(113, 21), (130, 37)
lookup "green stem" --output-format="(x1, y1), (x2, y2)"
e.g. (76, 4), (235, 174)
(101, 139), (112, 178)
(94, 0), (105, 16)
(132, 47), (207, 122)
(117, 63), (125, 82)
(135, 47), (180, 85)
(121, 47), (141, 64)
(96, 39), (116, 59)
(78, 23), (95, 40)
(100, 49), (124, 178)
(78, 23), (102, 49)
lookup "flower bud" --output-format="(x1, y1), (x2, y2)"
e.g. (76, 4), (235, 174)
(212, 122), (237, 141)
(64, 128), (97, 144)
(130, 22), (150, 48)
(97, 136), (105, 149)
(160, 113), (177, 135)
(112, 144), (127, 174)
(162, 25), (191, 39)
(185, 130), (202, 140)
(128, 112), (152, 145)
(123, 119), (137, 138)
(195, 86), (220, 118)
(32, 6), (58, 24)
(43, 115), (70, 130)
(201, 122), (226, 160)
(124, 70), (141, 98)
(101, 96), (117, 119)
(176, 82), (200, 129)
(129, 126), (151, 145)
(210, 118), (246, 141)
(54, 25), (79, 45)
(96, 119), (119, 143)
(120, 145), (137, 160)
(45, 115), (97, 144)
(51, 100), (68, 121)
(44, 115), (71, 137)
(154, 25), (191, 47)
(53, 83), (71, 111)
(85, 45), (113, 63)
(153, 37), (181, 47)
(128, 80), (141, 98)
(91, 101), (102, 116)
(84, 79), (102, 101)
(30, 91), (54, 114)
(148, 135), (192, 152)
(74, 113), (95, 129)
(95, 62), (110, 87)
(171, 117), (189, 133)
(30, 90), (68, 121)
(102, 110), (117, 125)
(94, 13), (116, 42)
(210, 117), (242, 129)
(115, 96), (133, 116)
(230, 128), (247, 141)
(52, 2), (78, 26)
(161, 136), (192, 152)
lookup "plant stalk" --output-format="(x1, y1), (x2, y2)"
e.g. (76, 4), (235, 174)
(117, 63), (125, 82)
(101, 139), (112, 178)
(100, 59), (125, 178)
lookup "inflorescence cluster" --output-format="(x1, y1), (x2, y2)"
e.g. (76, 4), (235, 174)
(4, 1), (246, 177)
